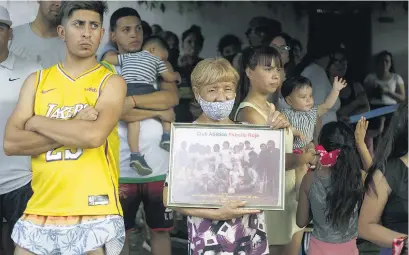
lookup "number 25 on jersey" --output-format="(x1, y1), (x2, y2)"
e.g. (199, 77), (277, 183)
(45, 148), (83, 162)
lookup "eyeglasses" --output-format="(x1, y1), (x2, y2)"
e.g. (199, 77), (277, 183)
(271, 44), (291, 52)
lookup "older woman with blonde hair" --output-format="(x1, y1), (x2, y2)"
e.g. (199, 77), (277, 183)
(163, 58), (271, 255)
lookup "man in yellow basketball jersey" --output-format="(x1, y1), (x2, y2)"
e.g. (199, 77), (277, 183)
(3, 1), (127, 254)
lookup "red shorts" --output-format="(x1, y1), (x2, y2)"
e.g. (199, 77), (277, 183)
(119, 181), (173, 232)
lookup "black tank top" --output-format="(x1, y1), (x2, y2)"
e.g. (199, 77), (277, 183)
(382, 158), (408, 234)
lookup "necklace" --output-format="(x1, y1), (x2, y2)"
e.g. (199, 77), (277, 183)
(249, 99), (270, 115)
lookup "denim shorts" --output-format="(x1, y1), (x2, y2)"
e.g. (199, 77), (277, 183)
(127, 83), (157, 97)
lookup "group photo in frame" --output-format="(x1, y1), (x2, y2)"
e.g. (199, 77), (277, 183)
(167, 123), (286, 211)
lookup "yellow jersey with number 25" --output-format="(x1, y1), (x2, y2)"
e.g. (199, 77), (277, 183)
(26, 63), (122, 217)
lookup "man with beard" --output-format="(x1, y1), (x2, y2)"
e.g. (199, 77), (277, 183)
(9, 1), (65, 68)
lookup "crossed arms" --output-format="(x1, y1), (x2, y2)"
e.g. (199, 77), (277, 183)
(3, 73), (127, 156)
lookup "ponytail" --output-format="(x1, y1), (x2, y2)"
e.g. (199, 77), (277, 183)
(319, 122), (364, 228)
(325, 144), (363, 228)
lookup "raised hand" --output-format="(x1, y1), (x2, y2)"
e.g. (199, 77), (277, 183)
(355, 117), (369, 146)
(333, 76), (348, 91)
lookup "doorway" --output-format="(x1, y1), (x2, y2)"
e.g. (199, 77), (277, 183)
(308, 6), (372, 82)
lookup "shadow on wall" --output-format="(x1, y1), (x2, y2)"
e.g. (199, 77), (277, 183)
(394, 50), (409, 94)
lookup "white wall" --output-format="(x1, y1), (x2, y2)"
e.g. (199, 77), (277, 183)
(371, 2), (408, 84)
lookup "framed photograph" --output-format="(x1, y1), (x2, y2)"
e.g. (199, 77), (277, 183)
(167, 123), (286, 211)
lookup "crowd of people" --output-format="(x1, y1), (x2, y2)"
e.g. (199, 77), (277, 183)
(0, 1), (407, 255)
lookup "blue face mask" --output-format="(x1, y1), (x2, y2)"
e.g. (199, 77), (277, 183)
(197, 95), (235, 121)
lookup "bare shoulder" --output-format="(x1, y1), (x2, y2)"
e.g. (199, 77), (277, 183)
(25, 72), (38, 82)
(237, 106), (266, 125)
(23, 72), (39, 91)
(97, 74), (126, 104)
(298, 171), (316, 196)
(368, 169), (391, 196)
(240, 106), (258, 115)
(302, 171), (315, 189)
(106, 74), (126, 86)
(372, 169), (386, 183)
(6, 72), (38, 125)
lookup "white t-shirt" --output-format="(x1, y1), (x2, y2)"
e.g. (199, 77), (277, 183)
(0, 53), (41, 194)
(301, 63), (340, 125)
(364, 73), (404, 105)
(9, 23), (65, 68)
(98, 42), (169, 182)
(119, 119), (169, 182)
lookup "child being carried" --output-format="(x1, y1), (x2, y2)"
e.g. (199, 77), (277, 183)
(280, 76), (347, 197)
(105, 36), (181, 176)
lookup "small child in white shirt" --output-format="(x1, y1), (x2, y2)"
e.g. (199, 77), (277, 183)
(280, 76), (347, 198)
(105, 36), (181, 176)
